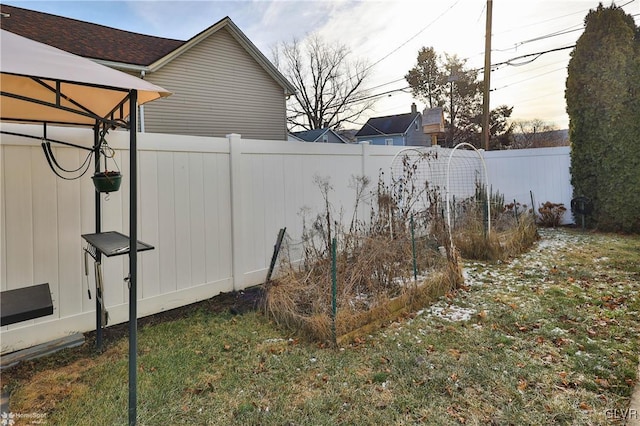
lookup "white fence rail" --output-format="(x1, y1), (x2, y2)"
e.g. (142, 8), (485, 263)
(0, 124), (572, 353)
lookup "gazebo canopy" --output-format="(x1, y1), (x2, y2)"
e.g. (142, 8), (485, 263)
(0, 29), (170, 126)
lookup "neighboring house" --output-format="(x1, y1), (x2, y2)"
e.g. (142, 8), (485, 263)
(355, 103), (428, 146)
(336, 128), (358, 143)
(0, 4), (296, 140)
(289, 128), (347, 143)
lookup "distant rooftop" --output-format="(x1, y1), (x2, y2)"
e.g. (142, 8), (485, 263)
(355, 112), (419, 137)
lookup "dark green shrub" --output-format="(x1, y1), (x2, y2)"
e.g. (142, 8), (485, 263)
(566, 4), (640, 233)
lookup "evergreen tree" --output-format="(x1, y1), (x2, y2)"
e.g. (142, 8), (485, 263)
(565, 3), (639, 232)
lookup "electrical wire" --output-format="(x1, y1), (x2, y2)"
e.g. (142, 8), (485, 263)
(362, 0), (462, 73)
(315, 4), (637, 123)
(491, 67), (566, 91)
(490, 45), (575, 69)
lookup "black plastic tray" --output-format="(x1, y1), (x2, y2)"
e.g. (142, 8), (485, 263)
(81, 231), (154, 257)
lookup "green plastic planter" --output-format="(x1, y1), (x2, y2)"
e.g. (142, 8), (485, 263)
(92, 171), (122, 193)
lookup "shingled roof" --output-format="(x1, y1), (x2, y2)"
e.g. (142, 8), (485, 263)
(290, 128), (348, 143)
(355, 112), (419, 137)
(0, 4), (183, 66)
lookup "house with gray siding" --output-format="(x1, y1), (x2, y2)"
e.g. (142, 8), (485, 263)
(355, 104), (428, 146)
(0, 4), (296, 140)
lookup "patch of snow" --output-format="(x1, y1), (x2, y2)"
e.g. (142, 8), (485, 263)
(428, 304), (476, 322)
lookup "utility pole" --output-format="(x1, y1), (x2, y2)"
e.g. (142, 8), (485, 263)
(482, 0), (493, 150)
(448, 73), (458, 147)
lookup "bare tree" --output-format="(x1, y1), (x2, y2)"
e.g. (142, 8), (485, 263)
(513, 119), (562, 148)
(273, 35), (375, 131)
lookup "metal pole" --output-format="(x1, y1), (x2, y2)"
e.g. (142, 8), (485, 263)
(128, 90), (138, 426)
(450, 79), (454, 147)
(447, 74), (458, 148)
(482, 0), (493, 151)
(93, 125), (103, 350)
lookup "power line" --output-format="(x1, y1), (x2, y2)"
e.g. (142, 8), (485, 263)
(349, 45), (575, 108)
(491, 45), (575, 69)
(516, 90), (565, 105)
(493, 1), (637, 53)
(495, 0), (636, 37)
(345, 86), (411, 106)
(493, 7), (590, 36)
(491, 67), (566, 91)
(362, 0), (462, 73)
(514, 26), (583, 49)
(494, 57), (569, 78)
(363, 78), (407, 92)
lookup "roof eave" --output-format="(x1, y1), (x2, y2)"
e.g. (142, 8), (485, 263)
(330, 129), (347, 143)
(93, 59), (150, 73)
(356, 132), (404, 138)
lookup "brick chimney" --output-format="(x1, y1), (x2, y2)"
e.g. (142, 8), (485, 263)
(411, 103), (417, 114)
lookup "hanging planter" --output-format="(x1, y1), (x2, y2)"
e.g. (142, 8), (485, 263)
(93, 132), (122, 193)
(92, 171), (122, 193)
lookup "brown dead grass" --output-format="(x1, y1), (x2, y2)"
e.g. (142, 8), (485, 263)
(265, 231), (463, 345)
(8, 343), (124, 419)
(454, 209), (539, 261)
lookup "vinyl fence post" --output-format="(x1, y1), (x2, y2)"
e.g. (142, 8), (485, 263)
(228, 133), (244, 291)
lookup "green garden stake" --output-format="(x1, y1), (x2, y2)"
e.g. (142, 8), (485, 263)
(331, 237), (337, 346)
(411, 214), (417, 282)
(483, 197), (489, 238)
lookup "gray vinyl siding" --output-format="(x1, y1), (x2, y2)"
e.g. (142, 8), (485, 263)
(325, 132), (345, 143)
(142, 28), (287, 140)
(405, 115), (428, 146)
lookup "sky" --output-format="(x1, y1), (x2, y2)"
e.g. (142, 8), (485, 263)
(6, 0), (640, 131)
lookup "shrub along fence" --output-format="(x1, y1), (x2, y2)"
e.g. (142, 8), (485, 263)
(0, 123), (572, 353)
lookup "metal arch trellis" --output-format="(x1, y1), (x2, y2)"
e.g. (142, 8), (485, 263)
(389, 146), (449, 244)
(389, 147), (448, 214)
(445, 142), (491, 248)
(389, 145), (491, 252)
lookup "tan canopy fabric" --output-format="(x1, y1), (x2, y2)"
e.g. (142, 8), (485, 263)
(0, 29), (171, 126)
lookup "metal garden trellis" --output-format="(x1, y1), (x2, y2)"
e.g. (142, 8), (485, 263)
(446, 142), (491, 248)
(0, 29), (171, 425)
(389, 143), (491, 252)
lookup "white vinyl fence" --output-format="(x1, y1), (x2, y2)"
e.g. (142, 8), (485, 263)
(484, 146), (572, 213)
(0, 124), (572, 353)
